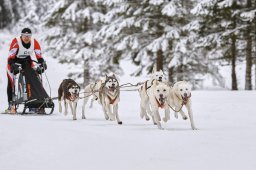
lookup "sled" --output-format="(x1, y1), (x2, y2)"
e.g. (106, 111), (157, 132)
(10, 59), (54, 115)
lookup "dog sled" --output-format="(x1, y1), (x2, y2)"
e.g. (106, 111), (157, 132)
(9, 59), (54, 115)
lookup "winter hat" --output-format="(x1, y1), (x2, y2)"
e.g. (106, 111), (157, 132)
(21, 28), (32, 35)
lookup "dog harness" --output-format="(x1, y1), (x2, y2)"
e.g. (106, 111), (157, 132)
(107, 95), (118, 104)
(144, 80), (156, 97)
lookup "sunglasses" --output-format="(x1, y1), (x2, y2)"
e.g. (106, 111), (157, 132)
(21, 33), (32, 38)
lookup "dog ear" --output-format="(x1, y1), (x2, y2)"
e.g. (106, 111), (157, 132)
(173, 82), (179, 91)
(188, 82), (193, 90)
(112, 74), (116, 79)
(67, 83), (72, 89)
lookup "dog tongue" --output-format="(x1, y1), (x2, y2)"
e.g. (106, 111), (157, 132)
(182, 96), (188, 101)
(159, 97), (165, 105)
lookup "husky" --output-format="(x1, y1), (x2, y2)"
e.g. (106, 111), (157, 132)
(167, 81), (197, 130)
(82, 73), (122, 124)
(138, 69), (167, 121)
(58, 79), (80, 120)
(140, 80), (170, 129)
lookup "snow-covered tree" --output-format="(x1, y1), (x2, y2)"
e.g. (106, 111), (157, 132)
(43, 0), (122, 85)
(191, 0), (250, 90)
(2, 0), (254, 90)
(95, 0), (219, 87)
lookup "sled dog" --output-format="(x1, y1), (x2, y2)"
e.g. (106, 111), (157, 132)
(167, 81), (197, 130)
(82, 73), (122, 124)
(140, 80), (170, 129)
(138, 69), (167, 121)
(58, 79), (80, 120)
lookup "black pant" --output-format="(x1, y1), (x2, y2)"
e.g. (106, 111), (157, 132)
(7, 73), (13, 104)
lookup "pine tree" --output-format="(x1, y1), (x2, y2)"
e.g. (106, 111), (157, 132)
(0, 0), (10, 28)
(44, 0), (119, 85)
(191, 0), (248, 89)
(95, 0), (189, 77)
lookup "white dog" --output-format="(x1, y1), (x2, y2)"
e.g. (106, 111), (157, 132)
(140, 80), (170, 129)
(138, 69), (167, 121)
(82, 73), (122, 124)
(167, 81), (197, 130)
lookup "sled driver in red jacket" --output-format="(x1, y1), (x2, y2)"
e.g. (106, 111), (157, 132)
(6, 28), (47, 114)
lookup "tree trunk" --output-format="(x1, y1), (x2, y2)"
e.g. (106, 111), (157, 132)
(83, 56), (90, 87)
(255, 57), (256, 90)
(168, 67), (175, 84)
(254, 0), (256, 89)
(245, 27), (252, 90)
(231, 35), (238, 90)
(245, 0), (252, 90)
(156, 50), (163, 71)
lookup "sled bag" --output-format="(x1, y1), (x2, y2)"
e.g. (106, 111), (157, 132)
(23, 66), (49, 100)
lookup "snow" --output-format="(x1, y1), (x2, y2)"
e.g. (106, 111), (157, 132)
(240, 10), (256, 22)
(1, 31), (256, 170)
(218, 0), (233, 8)
(162, 1), (177, 17)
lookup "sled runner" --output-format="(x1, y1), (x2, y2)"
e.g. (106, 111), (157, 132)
(10, 60), (54, 115)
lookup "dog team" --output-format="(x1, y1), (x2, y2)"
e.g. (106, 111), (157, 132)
(58, 69), (197, 130)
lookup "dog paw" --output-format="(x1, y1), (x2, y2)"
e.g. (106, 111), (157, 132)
(183, 116), (188, 120)
(105, 116), (109, 120)
(73, 118), (77, 120)
(82, 115), (86, 119)
(118, 121), (122, 125)
(192, 127), (198, 130)
(146, 117), (150, 121)
(153, 122), (157, 125)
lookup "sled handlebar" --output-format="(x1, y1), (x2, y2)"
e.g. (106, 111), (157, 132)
(31, 60), (46, 68)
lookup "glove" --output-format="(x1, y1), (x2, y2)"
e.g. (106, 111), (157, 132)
(36, 66), (43, 74)
(38, 58), (47, 71)
(42, 62), (47, 70)
(10, 63), (20, 75)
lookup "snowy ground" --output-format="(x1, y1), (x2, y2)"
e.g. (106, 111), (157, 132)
(1, 32), (256, 170)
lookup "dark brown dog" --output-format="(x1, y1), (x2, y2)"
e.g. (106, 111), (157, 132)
(58, 79), (80, 120)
